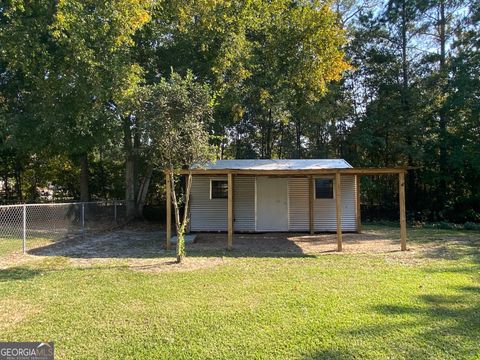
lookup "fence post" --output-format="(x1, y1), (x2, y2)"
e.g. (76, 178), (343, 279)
(114, 201), (117, 223)
(22, 204), (26, 254)
(81, 202), (85, 238)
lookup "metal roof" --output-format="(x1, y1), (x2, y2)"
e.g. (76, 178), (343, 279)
(193, 159), (353, 170)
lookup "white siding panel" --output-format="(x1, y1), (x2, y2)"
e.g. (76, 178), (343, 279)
(190, 174), (357, 232)
(288, 178), (309, 231)
(190, 177), (227, 231)
(314, 175), (356, 231)
(340, 175), (357, 231)
(234, 177), (256, 231)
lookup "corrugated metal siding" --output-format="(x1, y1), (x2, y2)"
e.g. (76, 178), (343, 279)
(288, 178), (310, 231)
(234, 177), (256, 231)
(190, 177), (227, 231)
(314, 175), (356, 231)
(190, 176), (256, 232)
(191, 175), (357, 232)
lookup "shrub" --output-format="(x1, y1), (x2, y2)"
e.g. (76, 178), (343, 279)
(464, 222), (480, 231)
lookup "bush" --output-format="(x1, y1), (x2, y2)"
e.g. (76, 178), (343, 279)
(464, 222), (480, 231)
(444, 196), (480, 223)
(438, 221), (460, 230)
(422, 222), (462, 230)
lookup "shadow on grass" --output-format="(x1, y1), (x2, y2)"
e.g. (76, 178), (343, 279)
(0, 267), (42, 282)
(27, 222), (479, 262)
(343, 285), (480, 359)
(26, 230), (337, 260)
(418, 235), (480, 271)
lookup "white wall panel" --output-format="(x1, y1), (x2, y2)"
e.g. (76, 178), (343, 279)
(234, 176), (256, 231)
(288, 178), (310, 231)
(313, 175), (356, 231)
(190, 177), (227, 231)
(190, 176), (256, 231)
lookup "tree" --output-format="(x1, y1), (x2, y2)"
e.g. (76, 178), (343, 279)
(140, 72), (214, 263)
(136, 0), (349, 159)
(0, 0), (152, 204)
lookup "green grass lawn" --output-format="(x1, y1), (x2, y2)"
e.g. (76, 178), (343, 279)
(0, 237), (23, 257)
(1, 225), (479, 359)
(0, 236), (54, 257)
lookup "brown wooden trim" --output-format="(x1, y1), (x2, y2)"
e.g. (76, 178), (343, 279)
(176, 167), (407, 176)
(335, 172), (343, 252)
(165, 172), (172, 250)
(308, 175), (314, 235)
(399, 172), (407, 251)
(227, 173), (234, 250)
(355, 174), (361, 233)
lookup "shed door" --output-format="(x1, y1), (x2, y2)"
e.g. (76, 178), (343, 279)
(256, 177), (288, 231)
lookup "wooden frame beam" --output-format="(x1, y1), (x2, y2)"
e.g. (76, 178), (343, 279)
(170, 165), (408, 252)
(399, 172), (407, 251)
(165, 173), (172, 250)
(309, 175), (314, 235)
(355, 174), (362, 233)
(335, 172), (342, 252)
(177, 167), (408, 176)
(227, 173), (234, 250)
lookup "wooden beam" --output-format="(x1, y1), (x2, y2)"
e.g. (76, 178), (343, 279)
(165, 172), (172, 250)
(309, 175), (314, 235)
(355, 174), (362, 233)
(399, 172), (407, 251)
(177, 167), (408, 176)
(335, 172), (342, 252)
(227, 172), (234, 250)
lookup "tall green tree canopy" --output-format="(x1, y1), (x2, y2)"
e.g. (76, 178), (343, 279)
(1, 0), (478, 224)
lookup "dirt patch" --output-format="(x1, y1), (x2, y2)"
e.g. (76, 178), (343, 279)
(2, 222), (477, 270)
(190, 232), (406, 255)
(29, 225), (164, 260)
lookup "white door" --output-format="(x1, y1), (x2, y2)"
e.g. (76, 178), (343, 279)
(256, 177), (288, 231)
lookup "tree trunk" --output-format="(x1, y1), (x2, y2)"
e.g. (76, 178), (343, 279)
(124, 116), (137, 219)
(295, 119), (302, 158)
(2, 168), (9, 201)
(438, 0), (448, 211)
(136, 166), (153, 217)
(167, 170), (193, 264)
(14, 159), (22, 201)
(265, 111), (273, 158)
(79, 153), (90, 202)
(133, 128), (141, 206)
(278, 121), (284, 158)
(400, 0), (416, 211)
(99, 149), (108, 201)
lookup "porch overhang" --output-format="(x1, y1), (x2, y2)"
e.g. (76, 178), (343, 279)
(175, 167), (408, 176)
(165, 166), (408, 253)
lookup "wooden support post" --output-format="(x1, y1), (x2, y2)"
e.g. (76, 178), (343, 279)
(227, 173), (234, 250)
(165, 172), (172, 250)
(335, 172), (343, 252)
(399, 172), (407, 251)
(355, 174), (362, 233)
(309, 176), (314, 235)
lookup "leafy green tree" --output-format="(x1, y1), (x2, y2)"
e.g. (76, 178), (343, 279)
(0, 0), (152, 204)
(140, 72), (215, 263)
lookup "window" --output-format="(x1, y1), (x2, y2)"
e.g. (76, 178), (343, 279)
(211, 180), (228, 199)
(315, 178), (334, 199)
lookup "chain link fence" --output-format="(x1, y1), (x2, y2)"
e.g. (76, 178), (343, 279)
(0, 201), (127, 257)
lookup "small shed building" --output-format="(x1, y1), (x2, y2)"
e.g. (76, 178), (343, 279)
(189, 159), (357, 233)
(166, 159), (408, 252)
